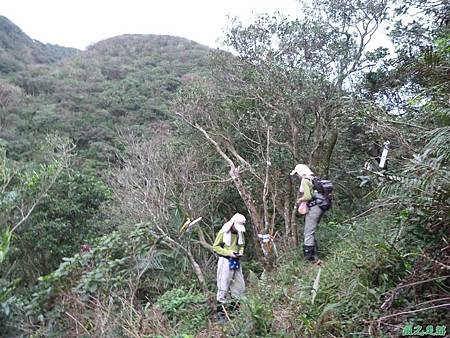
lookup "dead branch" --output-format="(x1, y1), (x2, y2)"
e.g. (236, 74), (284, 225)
(376, 303), (450, 323)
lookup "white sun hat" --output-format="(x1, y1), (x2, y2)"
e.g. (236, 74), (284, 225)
(232, 214), (246, 232)
(221, 213), (246, 245)
(290, 164), (314, 178)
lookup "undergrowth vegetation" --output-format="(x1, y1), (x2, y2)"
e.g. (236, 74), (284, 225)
(222, 212), (446, 337)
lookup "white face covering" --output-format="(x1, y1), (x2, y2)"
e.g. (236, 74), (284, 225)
(221, 213), (246, 246)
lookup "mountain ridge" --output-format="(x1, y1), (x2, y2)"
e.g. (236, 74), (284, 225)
(0, 15), (79, 73)
(0, 16), (212, 165)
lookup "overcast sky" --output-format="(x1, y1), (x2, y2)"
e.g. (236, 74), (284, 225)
(2, 0), (301, 50)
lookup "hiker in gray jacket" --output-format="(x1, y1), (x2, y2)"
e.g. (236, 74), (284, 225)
(291, 164), (323, 262)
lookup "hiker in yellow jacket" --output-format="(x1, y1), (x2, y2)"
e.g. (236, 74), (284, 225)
(213, 213), (246, 320)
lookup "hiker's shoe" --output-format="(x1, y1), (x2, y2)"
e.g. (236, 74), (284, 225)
(217, 312), (227, 324)
(216, 304), (228, 324)
(303, 245), (316, 261)
(228, 301), (241, 312)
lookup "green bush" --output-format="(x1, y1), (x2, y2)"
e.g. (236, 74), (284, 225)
(155, 286), (208, 335)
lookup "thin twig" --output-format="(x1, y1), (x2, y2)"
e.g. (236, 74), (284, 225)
(342, 203), (398, 223)
(377, 303), (450, 322)
(382, 275), (449, 296)
(193, 177), (234, 184)
(381, 276), (450, 310)
(385, 119), (429, 131)
(12, 164), (65, 233)
(65, 311), (89, 334)
(410, 297), (450, 309)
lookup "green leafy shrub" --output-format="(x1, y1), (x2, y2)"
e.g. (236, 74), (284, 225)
(155, 287), (208, 335)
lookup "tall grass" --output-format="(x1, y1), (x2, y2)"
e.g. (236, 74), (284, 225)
(225, 213), (427, 337)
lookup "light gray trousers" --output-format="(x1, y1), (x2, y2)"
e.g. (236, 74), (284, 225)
(304, 205), (323, 246)
(216, 257), (245, 303)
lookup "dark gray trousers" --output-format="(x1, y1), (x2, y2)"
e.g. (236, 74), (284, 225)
(304, 205), (323, 246)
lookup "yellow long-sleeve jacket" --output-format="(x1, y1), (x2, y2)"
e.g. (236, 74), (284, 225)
(213, 231), (244, 257)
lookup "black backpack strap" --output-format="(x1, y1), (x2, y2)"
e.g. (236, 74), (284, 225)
(308, 200), (318, 208)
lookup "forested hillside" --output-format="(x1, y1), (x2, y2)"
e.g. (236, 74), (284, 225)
(0, 23), (210, 166)
(0, 0), (449, 336)
(0, 16), (77, 74)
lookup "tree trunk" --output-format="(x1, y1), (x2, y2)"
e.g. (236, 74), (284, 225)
(290, 189), (300, 247)
(185, 250), (215, 313)
(322, 129), (338, 177)
(281, 175), (294, 245)
(186, 122), (273, 266)
(229, 166), (267, 261)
